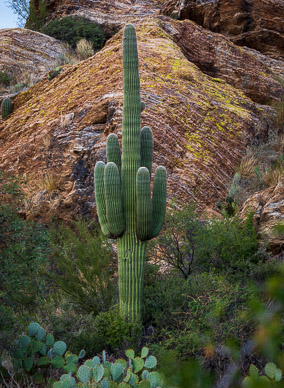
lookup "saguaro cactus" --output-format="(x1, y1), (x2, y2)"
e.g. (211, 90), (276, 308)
(1, 97), (13, 120)
(94, 24), (166, 321)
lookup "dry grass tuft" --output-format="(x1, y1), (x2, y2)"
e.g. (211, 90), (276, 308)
(76, 38), (94, 60)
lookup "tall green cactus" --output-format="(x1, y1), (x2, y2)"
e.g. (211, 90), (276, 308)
(1, 97), (13, 120)
(94, 24), (167, 321)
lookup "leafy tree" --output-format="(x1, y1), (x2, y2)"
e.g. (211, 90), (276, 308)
(5, 0), (30, 27)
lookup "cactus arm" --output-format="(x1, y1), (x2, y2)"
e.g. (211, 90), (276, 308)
(107, 134), (121, 176)
(140, 101), (146, 112)
(136, 167), (152, 241)
(94, 161), (112, 237)
(104, 162), (125, 237)
(148, 166), (167, 239)
(121, 24), (141, 231)
(140, 126), (153, 176)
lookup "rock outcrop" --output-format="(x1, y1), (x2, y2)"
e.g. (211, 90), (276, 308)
(0, 18), (274, 222)
(240, 177), (284, 255)
(161, 0), (284, 60)
(0, 28), (66, 85)
(44, 0), (162, 36)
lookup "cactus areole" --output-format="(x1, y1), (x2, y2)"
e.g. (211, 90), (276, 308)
(94, 24), (167, 321)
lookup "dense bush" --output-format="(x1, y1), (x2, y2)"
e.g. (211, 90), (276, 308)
(49, 221), (115, 315)
(148, 203), (262, 279)
(0, 71), (12, 86)
(0, 171), (49, 349)
(144, 270), (256, 354)
(42, 16), (105, 50)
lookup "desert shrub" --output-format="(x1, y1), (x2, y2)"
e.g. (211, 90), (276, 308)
(0, 171), (49, 350)
(49, 221), (115, 315)
(195, 213), (260, 277)
(76, 38), (94, 59)
(42, 16), (105, 51)
(149, 204), (261, 280)
(144, 271), (256, 354)
(0, 71), (12, 86)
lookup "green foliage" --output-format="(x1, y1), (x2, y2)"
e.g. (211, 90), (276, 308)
(48, 66), (63, 81)
(89, 308), (140, 354)
(221, 172), (241, 217)
(49, 221), (114, 315)
(42, 16), (105, 50)
(0, 71), (12, 86)
(54, 347), (162, 387)
(14, 82), (27, 92)
(196, 213), (260, 276)
(25, 0), (47, 31)
(144, 270), (256, 356)
(1, 97), (13, 119)
(242, 362), (283, 386)
(149, 203), (261, 280)
(0, 171), (48, 349)
(2, 322), (85, 385)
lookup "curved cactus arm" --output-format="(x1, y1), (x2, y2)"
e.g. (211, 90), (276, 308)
(140, 126), (153, 176)
(104, 162), (125, 237)
(141, 101), (146, 112)
(148, 166), (167, 239)
(94, 161), (112, 237)
(136, 167), (152, 241)
(107, 134), (121, 176)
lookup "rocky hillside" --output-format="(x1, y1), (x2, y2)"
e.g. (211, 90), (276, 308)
(0, 1), (283, 251)
(0, 28), (66, 88)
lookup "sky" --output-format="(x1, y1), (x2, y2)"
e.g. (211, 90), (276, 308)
(0, 0), (19, 29)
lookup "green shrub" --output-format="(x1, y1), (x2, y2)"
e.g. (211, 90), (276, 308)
(143, 269), (257, 362)
(91, 308), (141, 354)
(42, 16), (105, 50)
(0, 71), (12, 86)
(0, 171), (49, 350)
(195, 213), (260, 277)
(49, 221), (115, 315)
(149, 203), (261, 280)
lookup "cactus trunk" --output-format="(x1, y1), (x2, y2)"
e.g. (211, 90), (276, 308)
(117, 234), (147, 319)
(94, 24), (167, 322)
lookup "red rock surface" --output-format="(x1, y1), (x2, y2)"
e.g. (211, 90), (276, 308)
(161, 0), (284, 60)
(0, 18), (273, 222)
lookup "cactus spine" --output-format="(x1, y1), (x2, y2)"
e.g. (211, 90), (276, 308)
(1, 97), (13, 119)
(94, 24), (166, 321)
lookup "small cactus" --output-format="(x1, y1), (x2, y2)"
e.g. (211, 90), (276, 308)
(1, 97), (13, 119)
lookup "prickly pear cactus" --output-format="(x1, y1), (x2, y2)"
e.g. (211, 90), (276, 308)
(53, 347), (163, 388)
(3, 322), (85, 386)
(1, 97), (13, 119)
(94, 24), (167, 321)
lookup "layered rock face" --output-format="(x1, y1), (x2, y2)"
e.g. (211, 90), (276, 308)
(240, 177), (284, 255)
(161, 0), (284, 60)
(0, 28), (66, 84)
(44, 0), (163, 35)
(0, 18), (274, 222)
